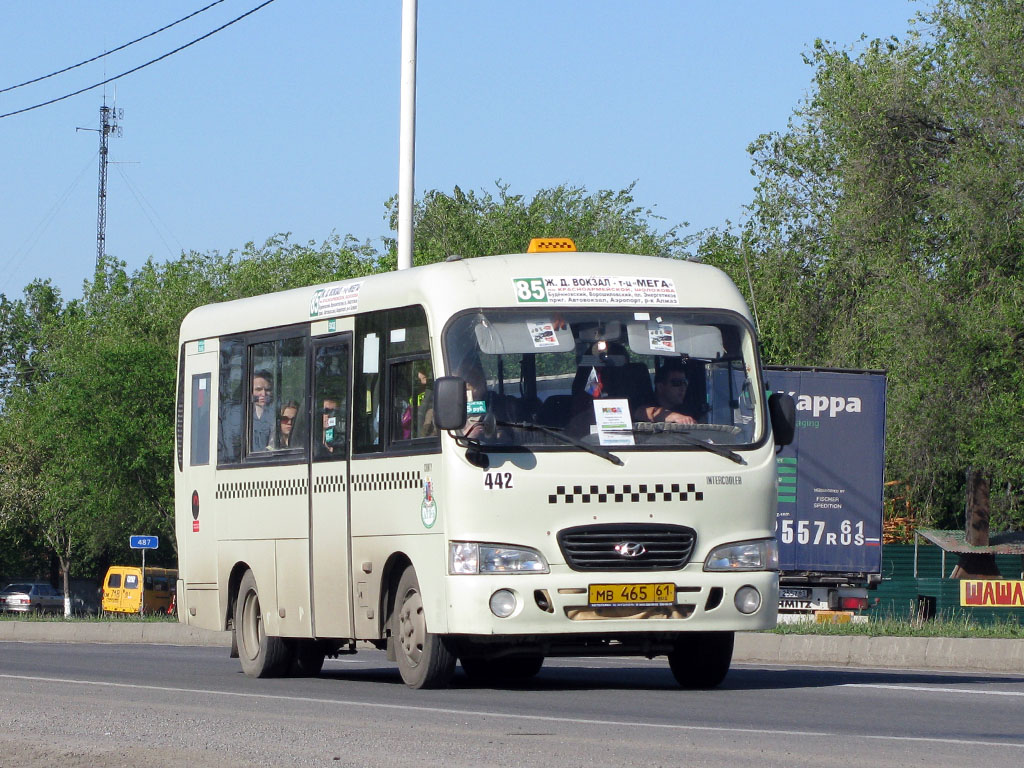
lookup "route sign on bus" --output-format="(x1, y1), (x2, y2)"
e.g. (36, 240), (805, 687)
(129, 535), (159, 550)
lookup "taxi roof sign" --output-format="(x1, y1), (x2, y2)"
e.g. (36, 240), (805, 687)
(527, 237), (577, 253)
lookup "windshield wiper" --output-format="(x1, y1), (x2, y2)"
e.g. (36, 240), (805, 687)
(614, 424), (747, 465)
(494, 420), (624, 466)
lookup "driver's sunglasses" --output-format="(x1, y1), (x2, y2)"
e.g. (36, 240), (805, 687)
(667, 379), (688, 387)
(279, 416), (295, 424)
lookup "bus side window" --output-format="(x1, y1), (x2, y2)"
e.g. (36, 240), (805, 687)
(314, 342), (349, 459)
(249, 337), (308, 456)
(217, 338), (244, 464)
(354, 323), (383, 454)
(355, 305), (432, 453)
(389, 358), (436, 441)
(190, 373), (211, 466)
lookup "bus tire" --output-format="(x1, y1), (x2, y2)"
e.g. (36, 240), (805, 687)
(235, 569), (291, 678)
(667, 631), (734, 689)
(461, 655), (544, 684)
(392, 565), (455, 689)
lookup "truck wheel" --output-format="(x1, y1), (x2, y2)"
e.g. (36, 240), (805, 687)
(235, 569), (291, 678)
(461, 655), (544, 684)
(667, 631), (734, 689)
(391, 565), (455, 689)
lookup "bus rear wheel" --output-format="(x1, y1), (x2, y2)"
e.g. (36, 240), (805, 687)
(392, 565), (455, 689)
(235, 569), (291, 678)
(667, 631), (734, 689)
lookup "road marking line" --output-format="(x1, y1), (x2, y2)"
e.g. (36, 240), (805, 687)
(844, 683), (1024, 697)
(2, 673), (1023, 749)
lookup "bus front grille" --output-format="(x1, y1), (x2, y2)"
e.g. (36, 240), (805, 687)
(557, 524), (696, 571)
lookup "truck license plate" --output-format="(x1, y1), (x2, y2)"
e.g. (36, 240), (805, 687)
(779, 587), (811, 600)
(588, 583), (675, 607)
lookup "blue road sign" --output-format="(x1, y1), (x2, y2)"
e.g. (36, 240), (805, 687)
(130, 535), (159, 550)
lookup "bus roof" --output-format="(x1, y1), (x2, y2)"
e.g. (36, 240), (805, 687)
(178, 251), (752, 343)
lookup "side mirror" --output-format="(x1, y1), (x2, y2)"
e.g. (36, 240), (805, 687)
(767, 392), (796, 447)
(433, 376), (467, 431)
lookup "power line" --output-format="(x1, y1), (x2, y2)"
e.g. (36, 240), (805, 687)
(0, 0), (279, 120)
(0, 153), (97, 296)
(115, 164), (185, 259)
(0, 0), (227, 96)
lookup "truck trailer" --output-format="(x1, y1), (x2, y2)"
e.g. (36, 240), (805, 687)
(764, 367), (887, 622)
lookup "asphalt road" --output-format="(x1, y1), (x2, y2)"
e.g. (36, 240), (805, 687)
(2, 642), (1024, 768)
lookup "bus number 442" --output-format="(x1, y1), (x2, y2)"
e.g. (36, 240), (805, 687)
(483, 471), (513, 490)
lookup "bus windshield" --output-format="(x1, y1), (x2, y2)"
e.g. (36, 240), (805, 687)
(443, 308), (764, 450)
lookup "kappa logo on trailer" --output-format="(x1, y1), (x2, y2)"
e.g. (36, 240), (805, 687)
(784, 392), (864, 418)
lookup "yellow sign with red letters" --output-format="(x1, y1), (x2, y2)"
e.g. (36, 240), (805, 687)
(960, 580), (1024, 607)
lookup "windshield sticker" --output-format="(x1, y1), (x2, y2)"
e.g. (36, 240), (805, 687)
(467, 400), (487, 415)
(593, 398), (635, 446)
(527, 320), (560, 348)
(309, 281), (363, 318)
(648, 323), (675, 352)
(513, 276), (677, 306)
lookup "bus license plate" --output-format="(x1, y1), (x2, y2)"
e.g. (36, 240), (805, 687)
(588, 583), (675, 607)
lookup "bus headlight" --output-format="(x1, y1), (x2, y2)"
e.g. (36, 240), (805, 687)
(449, 543), (549, 574)
(703, 539), (779, 572)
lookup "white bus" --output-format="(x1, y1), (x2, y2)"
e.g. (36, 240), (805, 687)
(174, 239), (795, 689)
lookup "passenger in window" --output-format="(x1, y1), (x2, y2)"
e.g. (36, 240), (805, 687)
(251, 370), (275, 451)
(269, 400), (300, 450)
(318, 397), (342, 455)
(415, 365), (436, 437)
(393, 374), (414, 441)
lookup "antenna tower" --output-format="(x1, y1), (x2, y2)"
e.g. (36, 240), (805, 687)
(95, 101), (122, 273)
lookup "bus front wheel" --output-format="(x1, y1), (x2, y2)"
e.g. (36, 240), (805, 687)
(235, 569), (291, 678)
(667, 631), (734, 689)
(392, 566), (456, 689)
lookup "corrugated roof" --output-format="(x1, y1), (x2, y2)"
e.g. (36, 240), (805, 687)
(916, 528), (1024, 555)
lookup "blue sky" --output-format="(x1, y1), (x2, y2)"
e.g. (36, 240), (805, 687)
(0, 1), (922, 299)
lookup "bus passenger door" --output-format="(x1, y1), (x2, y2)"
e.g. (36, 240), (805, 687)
(309, 334), (354, 639)
(181, 344), (219, 586)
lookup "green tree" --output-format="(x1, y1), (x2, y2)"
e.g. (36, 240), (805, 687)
(699, 0), (1024, 529)
(385, 182), (687, 267)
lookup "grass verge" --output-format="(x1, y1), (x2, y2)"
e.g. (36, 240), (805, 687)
(0, 611), (178, 623)
(772, 609), (1024, 639)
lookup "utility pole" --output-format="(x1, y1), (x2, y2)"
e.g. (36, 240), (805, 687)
(78, 100), (122, 277)
(397, 0), (417, 270)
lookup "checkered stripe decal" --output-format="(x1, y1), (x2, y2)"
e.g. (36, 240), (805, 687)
(548, 483), (703, 504)
(313, 475), (347, 495)
(216, 478), (308, 499)
(351, 470), (421, 493)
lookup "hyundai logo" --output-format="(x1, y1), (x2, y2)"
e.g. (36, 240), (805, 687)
(614, 541), (646, 558)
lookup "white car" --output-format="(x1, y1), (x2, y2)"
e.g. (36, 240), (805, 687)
(0, 582), (64, 614)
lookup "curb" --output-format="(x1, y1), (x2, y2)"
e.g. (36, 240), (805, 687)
(2, 622), (1022, 674)
(0, 621), (230, 647)
(734, 632), (1024, 674)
